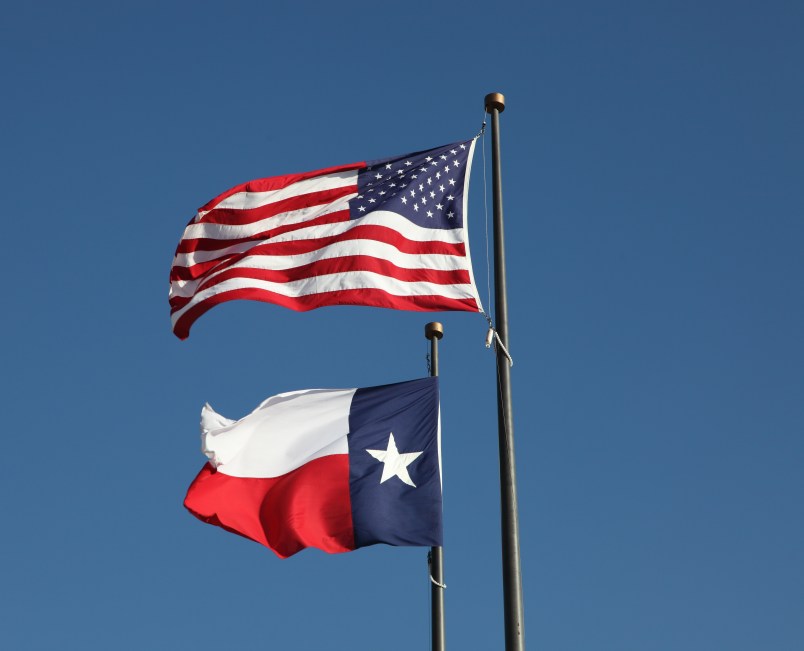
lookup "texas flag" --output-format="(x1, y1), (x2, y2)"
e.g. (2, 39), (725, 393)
(184, 377), (442, 558)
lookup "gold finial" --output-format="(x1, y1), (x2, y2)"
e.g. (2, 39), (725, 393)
(425, 322), (444, 340)
(484, 92), (506, 113)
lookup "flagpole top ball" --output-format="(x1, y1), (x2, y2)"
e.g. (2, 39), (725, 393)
(485, 92), (506, 113)
(425, 322), (444, 340)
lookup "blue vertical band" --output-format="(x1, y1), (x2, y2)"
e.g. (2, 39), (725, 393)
(347, 377), (442, 549)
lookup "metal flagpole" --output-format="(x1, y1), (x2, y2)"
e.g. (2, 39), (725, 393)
(425, 321), (446, 651)
(485, 92), (526, 650)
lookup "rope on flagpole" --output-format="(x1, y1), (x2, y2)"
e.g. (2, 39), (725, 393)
(429, 575), (447, 589)
(478, 120), (512, 367)
(479, 120), (493, 322)
(488, 327), (514, 367)
(428, 551), (447, 589)
(482, 312), (514, 367)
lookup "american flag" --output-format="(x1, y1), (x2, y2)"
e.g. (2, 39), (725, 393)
(169, 139), (483, 339)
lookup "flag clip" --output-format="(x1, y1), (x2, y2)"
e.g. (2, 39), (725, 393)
(485, 327), (514, 367)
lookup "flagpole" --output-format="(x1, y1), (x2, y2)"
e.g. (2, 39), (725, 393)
(485, 92), (526, 651)
(425, 321), (446, 651)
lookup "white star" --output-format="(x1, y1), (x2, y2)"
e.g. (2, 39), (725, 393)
(405, 160), (412, 166)
(401, 196), (408, 204)
(366, 433), (423, 487)
(436, 203), (443, 210)
(450, 149), (457, 155)
(447, 211), (455, 219)
(358, 206), (366, 212)
(427, 210), (433, 218)
(385, 163), (392, 170)
(449, 179), (456, 186)
(460, 143), (466, 149)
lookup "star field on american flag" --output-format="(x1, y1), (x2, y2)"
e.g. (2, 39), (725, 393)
(350, 140), (472, 230)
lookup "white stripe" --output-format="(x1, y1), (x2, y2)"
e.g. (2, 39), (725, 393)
(197, 170), (359, 218)
(172, 210), (466, 268)
(171, 271), (478, 326)
(186, 195), (355, 241)
(170, 238), (471, 298)
(202, 388), (356, 479)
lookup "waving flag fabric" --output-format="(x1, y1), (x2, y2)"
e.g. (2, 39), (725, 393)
(169, 139), (482, 339)
(184, 377), (442, 558)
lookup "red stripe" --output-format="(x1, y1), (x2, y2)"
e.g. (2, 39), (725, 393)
(196, 162), (365, 213)
(169, 256), (472, 311)
(172, 287), (479, 340)
(196, 185), (357, 226)
(184, 458), (354, 558)
(170, 224), (466, 282)
(174, 209), (352, 255)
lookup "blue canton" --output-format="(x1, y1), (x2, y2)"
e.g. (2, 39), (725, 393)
(350, 140), (473, 230)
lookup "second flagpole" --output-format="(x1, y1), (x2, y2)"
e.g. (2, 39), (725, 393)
(426, 321), (446, 651)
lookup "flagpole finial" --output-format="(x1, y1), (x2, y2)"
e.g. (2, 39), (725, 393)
(425, 322), (444, 340)
(485, 92), (506, 113)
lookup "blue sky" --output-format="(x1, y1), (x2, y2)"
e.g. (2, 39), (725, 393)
(2, 1), (802, 649)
